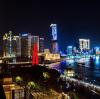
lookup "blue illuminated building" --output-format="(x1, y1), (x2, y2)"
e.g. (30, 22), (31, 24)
(50, 24), (59, 53)
(92, 47), (100, 55)
(66, 46), (73, 55)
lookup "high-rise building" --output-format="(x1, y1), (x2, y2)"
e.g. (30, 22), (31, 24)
(3, 31), (12, 57)
(21, 33), (32, 58)
(93, 47), (100, 55)
(13, 36), (21, 57)
(66, 46), (73, 55)
(79, 39), (90, 51)
(50, 24), (59, 53)
(3, 33), (8, 57)
(21, 34), (39, 58)
(39, 38), (44, 52)
(31, 36), (39, 53)
(3, 31), (21, 57)
(3, 32), (41, 59)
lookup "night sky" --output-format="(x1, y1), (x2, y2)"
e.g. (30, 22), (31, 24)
(0, 1), (100, 51)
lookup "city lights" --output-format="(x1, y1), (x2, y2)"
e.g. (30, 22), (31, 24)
(1, 29), (100, 99)
(1, 1), (100, 99)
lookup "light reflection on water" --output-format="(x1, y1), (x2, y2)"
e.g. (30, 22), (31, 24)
(60, 56), (100, 86)
(95, 56), (100, 65)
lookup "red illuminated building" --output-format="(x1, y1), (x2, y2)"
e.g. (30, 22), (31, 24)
(32, 43), (39, 65)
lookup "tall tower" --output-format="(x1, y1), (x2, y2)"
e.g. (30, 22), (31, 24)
(50, 24), (59, 53)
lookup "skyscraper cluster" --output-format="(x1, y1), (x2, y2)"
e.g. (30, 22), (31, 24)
(3, 31), (44, 58)
(2, 24), (94, 60)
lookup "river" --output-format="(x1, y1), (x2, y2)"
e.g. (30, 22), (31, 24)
(53, 56), (100, 86)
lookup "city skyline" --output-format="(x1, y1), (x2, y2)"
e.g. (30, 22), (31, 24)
(0, 1), (100, 98)
(0, 1), (100, 50)
(0, 26), (98, 52)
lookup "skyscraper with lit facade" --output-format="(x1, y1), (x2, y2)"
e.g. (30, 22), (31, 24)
(21, 33), (32, 58)
(39, 38), (44, 52)
(3, 33), (9, 57)
(31, 36), (39, 53)
(3, 31), (12, 57)
(21, 34), (39, 58)
(79, 39), (90, 51)
(3, 31), (21, 57)
(66, 46), (73, 55)
(50, 24), (59, 53)
(14, 36), (21, 57)
(93, 47), (100, 55)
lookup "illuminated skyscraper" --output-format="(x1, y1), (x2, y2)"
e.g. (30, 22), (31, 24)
(21, 33), (32, 58)
(13, 36), (21, 57)
(3, 31), (21, 57)
(93, 47), (100, 55)
(31, 36), (39, 53)
(66, 46), (73, 55)
(3, 31), (13, 57)
(50, 24), (59, 53)
(79, 39), (90, 51)
(39, 38), (44, 52)
(3, 33), (9, 57)
(21, 33), (39, 58)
